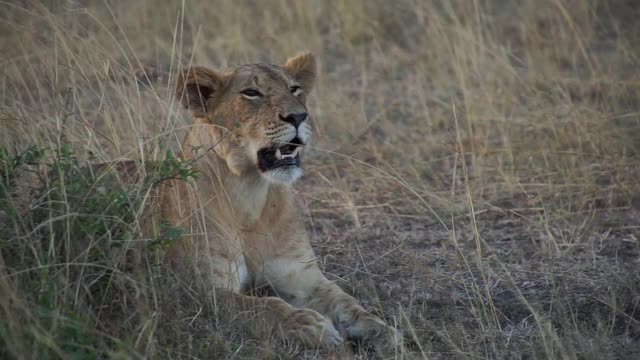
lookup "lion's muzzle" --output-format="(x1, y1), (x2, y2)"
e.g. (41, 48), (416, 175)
(257, 137), (305, 172)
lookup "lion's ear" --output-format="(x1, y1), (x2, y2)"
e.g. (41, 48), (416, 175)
(176, 66), (223, 117)
(283, 52), (316, 93)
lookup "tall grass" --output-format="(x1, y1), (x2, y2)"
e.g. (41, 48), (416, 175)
(1, 0), (639, 359)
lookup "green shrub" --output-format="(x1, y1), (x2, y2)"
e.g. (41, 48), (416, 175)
(0, 144), (197, 359)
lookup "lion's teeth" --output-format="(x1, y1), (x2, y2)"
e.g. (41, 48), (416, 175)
(292, 147), (301, 157)
(275, 148), (282, 159)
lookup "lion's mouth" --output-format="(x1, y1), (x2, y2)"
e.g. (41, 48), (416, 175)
(257, 137), (304, 171)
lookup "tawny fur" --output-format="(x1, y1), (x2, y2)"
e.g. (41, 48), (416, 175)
(160, 53), (401, 352)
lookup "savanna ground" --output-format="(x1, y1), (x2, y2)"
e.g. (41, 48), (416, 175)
(1, 0), (640, 359)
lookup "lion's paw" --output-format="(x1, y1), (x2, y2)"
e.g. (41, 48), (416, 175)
(285, 308), (343, 349)
(343, 311), (403, 354)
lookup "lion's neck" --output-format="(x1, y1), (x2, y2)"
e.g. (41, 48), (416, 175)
(224, 171), (271, 224)
(192, 151), (272, 226)
(182, 122), (272, 227)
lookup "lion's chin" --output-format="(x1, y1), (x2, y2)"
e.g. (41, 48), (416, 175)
(261, 166), (303, 185)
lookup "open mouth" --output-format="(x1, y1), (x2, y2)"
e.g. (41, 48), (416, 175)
(257, 137), (304, 171)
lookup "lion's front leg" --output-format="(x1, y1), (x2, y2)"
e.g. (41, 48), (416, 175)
(263, 258), (402, 353)
(305, 279), (401, 352)
(216, 289), (343, 349)
(191, 254), (343, 349)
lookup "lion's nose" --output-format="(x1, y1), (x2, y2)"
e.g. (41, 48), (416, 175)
(279, 112), (308, 128)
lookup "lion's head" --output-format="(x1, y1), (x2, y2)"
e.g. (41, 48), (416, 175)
(176, 53), (316, 184)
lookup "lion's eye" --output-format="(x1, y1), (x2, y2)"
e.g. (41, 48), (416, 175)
(290, 86), (303, 96)
(241, 89), (263, 99)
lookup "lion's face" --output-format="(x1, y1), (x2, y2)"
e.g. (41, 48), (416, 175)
(176, 53), (316, 184)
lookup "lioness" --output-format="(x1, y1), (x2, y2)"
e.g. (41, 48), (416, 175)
(163, 52), (400, 352)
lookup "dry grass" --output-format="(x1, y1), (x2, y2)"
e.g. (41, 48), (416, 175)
(1, 0), (639, 359)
